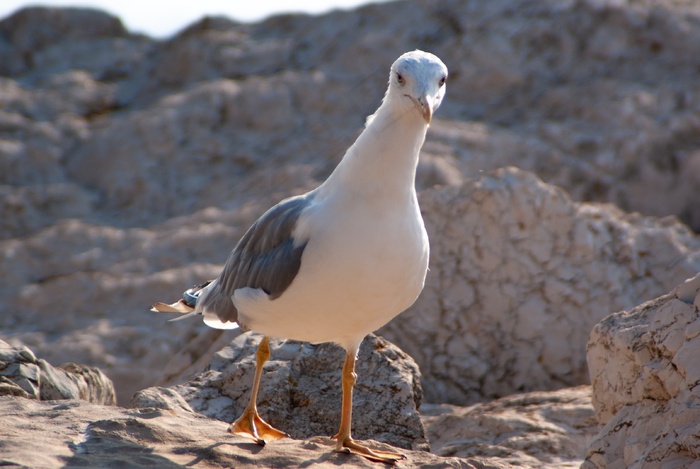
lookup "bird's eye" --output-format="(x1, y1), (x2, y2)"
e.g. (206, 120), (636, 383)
(396, 73), (405, 85)
(439, 76), (447, 87)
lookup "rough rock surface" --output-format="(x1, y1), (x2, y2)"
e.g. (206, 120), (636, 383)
(0, 384), (601, 469)
(380, 167), (700, 404)
(0, 396), (511, 469)
(4, 0), (700, 466)
(583, 274), (700, 468)
(5, 166), (699, 408)
(0, 339), (115, 405)
(3, 0), (700, 230)
(423, 386), (597, 469)
(3, 0), (700, 407)
(132, 332), (428, 451)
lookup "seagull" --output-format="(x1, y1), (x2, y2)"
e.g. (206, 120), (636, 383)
(152, 50), (447, 464)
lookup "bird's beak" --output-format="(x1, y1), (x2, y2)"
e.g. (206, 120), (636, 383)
(416, 94), (434, 124)
(405, 93), (435, 124)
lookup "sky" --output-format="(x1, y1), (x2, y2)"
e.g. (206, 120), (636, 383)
(0, 0), (389, 38)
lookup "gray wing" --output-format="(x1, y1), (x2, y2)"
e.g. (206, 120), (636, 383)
(198, 192), (314, 325)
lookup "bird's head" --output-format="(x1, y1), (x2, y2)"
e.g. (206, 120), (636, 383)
(387, 50), (448, 124)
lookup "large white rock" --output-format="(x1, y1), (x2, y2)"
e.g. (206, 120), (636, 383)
(380, 167), (700, 404)
(583, 274), (700, 468)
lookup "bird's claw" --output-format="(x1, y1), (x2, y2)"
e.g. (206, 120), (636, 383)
(334, 436), (405, 464)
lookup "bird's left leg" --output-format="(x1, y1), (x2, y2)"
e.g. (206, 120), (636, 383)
(333, 348), (405, 464)
(229, 335), (289, 445)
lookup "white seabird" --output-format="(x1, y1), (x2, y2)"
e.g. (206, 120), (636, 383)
(152, 49), (448, 464)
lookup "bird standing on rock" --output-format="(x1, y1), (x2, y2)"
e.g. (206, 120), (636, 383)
(152, 49), (448, 464)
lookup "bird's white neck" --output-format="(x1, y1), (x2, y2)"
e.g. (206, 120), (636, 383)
(321, 100), (428, 201)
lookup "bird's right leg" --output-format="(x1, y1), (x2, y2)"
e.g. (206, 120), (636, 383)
(229, 335), (289, 445)
(333, 349), (405, 463)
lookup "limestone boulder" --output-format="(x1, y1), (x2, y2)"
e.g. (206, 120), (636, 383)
(583, 274), (700, 468)
(0, 339), (115, 405)
(380, 167), (700, 405)
(132, 332), (428, 451)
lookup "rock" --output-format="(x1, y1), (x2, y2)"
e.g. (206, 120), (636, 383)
(0, 71), (114, 239)
(0, 213), (250, 404)
(2, 0), (700, 420)
(129, 386), (195, 413)
(0, 0), (699, 465)
(420, 0), (700, 232)
(0, 339), (115, 405)
(380, 167), (700, 405)
(5, 166), (699, 408)
(0, 6), (127, 79)
(583, 273), (700, 468)
(63, 77), (323, 224)
(423, 386), (598, 469)
(0, 396), (509, 469)
(0, 7), (126, 51)
(154, 327), (236, 388)
(132, 332), (428, 451)
(4, 0), (700, 227)
(0, 183), (96, 239)
(0, 382), (598, 468)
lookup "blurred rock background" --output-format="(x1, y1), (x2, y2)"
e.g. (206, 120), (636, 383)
(2, 1), (700, 466)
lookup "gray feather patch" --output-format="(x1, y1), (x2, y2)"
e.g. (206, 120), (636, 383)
(199, 192), (314, 325)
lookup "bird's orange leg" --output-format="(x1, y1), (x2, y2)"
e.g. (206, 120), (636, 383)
(229, 336), (289, 445)
(333, 349), (405, 464)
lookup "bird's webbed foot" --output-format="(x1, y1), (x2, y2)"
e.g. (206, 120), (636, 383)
(229, 408), (289, 445)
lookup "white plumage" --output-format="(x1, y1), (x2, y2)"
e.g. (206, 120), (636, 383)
(152, 50), (448, 463)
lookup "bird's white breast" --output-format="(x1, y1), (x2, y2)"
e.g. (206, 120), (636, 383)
(234, 190), (429, 349)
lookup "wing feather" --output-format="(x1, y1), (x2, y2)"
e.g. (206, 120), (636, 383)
(198, 192), (314, 327)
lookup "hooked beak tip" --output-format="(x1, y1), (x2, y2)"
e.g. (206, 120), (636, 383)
(421, 105), (432, 124)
